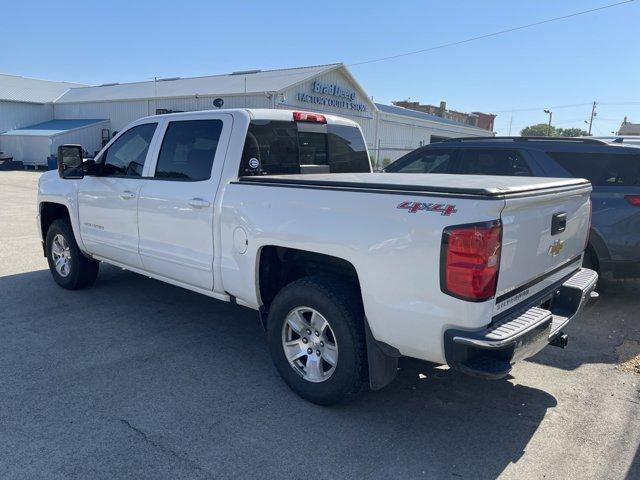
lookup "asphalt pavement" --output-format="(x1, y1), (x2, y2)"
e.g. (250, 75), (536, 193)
(1, 171), (639, 479)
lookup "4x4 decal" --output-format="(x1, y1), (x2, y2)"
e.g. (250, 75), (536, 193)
(397, 201), (457, 216)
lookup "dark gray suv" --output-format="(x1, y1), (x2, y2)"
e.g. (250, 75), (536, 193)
(385, 137), (640, 280)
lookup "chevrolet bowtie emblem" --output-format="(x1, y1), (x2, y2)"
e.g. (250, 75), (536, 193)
(548, 239), (565, 257)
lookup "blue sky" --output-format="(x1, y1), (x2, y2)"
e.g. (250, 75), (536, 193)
(4, 0), (639, 135)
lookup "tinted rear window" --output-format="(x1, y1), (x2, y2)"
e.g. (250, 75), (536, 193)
(548, 152), (640, 186)
(240, 120), (370, 176)
(385, 149), (456, 173)
(155, 120), (222, 181)
(458, 149), (532, 176)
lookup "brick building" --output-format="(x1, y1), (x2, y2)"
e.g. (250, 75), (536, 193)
(392, 99), (496, 132)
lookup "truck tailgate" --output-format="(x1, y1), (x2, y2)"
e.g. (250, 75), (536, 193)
(494, 182), (592, 314)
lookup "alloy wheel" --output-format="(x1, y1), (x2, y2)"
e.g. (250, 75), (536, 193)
(281, 307), (338, 383)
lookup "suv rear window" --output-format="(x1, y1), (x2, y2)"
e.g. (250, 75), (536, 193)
(384, 149), (456, 173)
(548, 152), (640, 186)
(239, 120), (370, 176)
(458, 149), (531, 176)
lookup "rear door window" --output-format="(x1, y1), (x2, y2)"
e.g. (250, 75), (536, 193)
(548, 152), (640, 186)
(384, 149), (456, 173)
(239, 120), (370, 176)
(155, 119), (223, 181)
(458, 149), (532, 176)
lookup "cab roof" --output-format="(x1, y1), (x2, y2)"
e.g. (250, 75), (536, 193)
(135, 108), (361, 128)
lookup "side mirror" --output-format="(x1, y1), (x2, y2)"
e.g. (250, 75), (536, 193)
(57, 145), (84, 179)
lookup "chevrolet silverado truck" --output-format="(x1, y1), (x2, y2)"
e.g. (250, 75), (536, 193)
(37, 109), (598, 405)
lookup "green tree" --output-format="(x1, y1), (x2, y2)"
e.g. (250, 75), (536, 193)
(557, 127), (590, 137)
(520, 123), (558, 136)
(520, 124), (591, 137)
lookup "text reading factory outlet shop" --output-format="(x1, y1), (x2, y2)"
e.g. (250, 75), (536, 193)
(296, 81), (368, 112)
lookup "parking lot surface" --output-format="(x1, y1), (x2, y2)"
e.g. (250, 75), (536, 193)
(1, 171), (639, 480)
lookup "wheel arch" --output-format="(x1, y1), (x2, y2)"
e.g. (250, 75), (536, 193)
(587, 226), (609, 269)
(256, 245), (363, 315)
(256, 245), (399, 391)
(39, 202), (71, 254)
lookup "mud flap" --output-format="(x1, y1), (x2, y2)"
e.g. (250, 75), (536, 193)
(365, 320), (399, 390)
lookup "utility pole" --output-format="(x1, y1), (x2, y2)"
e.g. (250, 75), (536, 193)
(544, 109), (553, 136)
(508, 112), (513, 136)
(587, 101), (597, 135)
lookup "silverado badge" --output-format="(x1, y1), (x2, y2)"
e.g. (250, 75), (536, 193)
(548, 239), (565, 257)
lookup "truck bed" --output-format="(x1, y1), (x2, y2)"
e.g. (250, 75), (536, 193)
(238, 173), (590, 198)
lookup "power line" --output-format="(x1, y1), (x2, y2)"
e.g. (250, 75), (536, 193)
(132, 2), (639, 97)
(491, 100), (640, 114)
(349, 0), (636, 67)
(493, 103), (594, 114)
(600, 101), (640, 105)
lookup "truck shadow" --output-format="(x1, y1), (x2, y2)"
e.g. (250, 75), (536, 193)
(527, 279), (640, 371)
(0, 265), (594, 479)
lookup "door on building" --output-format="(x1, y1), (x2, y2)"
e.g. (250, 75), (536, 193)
(137, 115), (232, 290)
(77, 122), (158, 268)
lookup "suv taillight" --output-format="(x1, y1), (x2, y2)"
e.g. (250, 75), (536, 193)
(440, 220), (502, 302)
(625, 195), (640, 206)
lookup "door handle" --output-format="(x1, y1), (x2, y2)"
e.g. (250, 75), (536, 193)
(120, 190), (136, 200)
(188, 198), (211, 209)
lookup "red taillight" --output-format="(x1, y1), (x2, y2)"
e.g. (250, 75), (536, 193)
(293, 111), (327, 124)
(441, 221), (502, 302)
(625, 195), (640, 206)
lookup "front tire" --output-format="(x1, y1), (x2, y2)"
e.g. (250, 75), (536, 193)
(266, 276), (367, 405)
(45, 219), (99, 290)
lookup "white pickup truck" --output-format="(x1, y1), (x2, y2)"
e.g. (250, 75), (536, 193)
(37, 109), (598, 404)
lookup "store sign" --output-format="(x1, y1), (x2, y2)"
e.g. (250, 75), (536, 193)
(296, 80), (367, 112)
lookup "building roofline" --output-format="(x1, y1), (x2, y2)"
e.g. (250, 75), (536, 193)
(0, 72), (86, 87)
(61, 63), (342, 93)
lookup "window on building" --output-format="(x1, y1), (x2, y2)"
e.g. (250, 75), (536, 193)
(101, 123), (157, 177)
(458, 149), (532, 176)
(384, 149), (456, 173)
(548, 152), (640, 186)
(239, 120), (370, 176)
(155, 119), (223, 181)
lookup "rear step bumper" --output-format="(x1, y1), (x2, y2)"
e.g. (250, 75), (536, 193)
(444, 267), (598, 379)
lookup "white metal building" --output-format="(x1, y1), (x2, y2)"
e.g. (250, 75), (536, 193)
(52, 64), (490, 165)
(0, 119), (109, 166)
(0, 73), (85, 134)
(1, 64), (490, 166)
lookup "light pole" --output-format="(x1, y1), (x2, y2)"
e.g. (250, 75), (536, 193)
(544, 109), (553, 136)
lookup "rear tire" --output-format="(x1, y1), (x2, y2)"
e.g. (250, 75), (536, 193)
(45, 219), (99, 290)
(266, 275), (367, 405)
